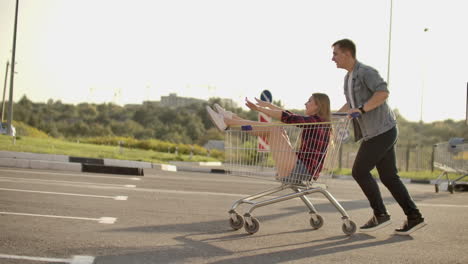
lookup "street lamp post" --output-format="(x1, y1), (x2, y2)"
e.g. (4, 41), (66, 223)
(420, 27), (429, 123)
(1, 61), (9, 122)
(386, 0), (393, 87)
(7, 0), (19, 136)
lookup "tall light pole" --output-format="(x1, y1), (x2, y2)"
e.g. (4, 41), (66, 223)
(420, 27), (429, 123)
(386, 0), (393, 87)
(7, 0), (19, 136)
(1, 61), (9, 122)
(465, 82), (468, 125)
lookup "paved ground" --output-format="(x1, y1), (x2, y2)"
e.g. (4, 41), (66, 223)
(0, 167), (467, 264)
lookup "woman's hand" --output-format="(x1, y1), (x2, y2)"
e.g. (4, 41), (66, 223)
(245, 97), (260, 111)
(255, 97), (283, 111)
(246, 97), (283, 120)
(254, 97), (272, 108)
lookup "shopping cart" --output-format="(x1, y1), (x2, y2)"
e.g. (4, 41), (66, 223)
(433, 138), (468, 193)
(225, 113), (357, 235)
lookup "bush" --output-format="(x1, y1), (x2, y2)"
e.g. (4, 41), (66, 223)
(13, 121), (48, 138)
(79, 136), (222, 159)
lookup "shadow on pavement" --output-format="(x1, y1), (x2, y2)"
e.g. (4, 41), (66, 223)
(87, 232), (411, 264)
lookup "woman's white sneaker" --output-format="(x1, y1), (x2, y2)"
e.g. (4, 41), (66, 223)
(214, 103), (234, 119)
(206, 105), (227, 131)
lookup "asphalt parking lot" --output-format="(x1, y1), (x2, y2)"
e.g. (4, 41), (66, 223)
(0, 167), (467, 264)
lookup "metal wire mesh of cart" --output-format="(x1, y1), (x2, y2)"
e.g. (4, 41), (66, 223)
(224, 114), (351, 188)
(433, 138), (468, 193)
(225, 113), (357, 236)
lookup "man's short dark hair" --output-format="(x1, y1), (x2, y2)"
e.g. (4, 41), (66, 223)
(332, 39), (356, 59)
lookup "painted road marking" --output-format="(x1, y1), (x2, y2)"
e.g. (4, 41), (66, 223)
(0, 212), (117, 224)
(0, 168), (141, 181)
(418, 203), (468, 208)
(0, 254), (94, 263)
(0, 188), (128, 200)
(0, 176), (136, 188)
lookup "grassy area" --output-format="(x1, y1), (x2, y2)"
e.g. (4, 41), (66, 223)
(1, 135), (465, 181)
(0, 135), (218, 164)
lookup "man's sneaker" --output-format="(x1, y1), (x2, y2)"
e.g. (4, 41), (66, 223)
(206, 105), (227, 132)
(213, 103), (234, 119)
(359, 214), (391, 232)
(394, 217), (427, 235)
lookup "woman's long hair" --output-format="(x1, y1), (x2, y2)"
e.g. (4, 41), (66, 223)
(312, 93), (331, 121)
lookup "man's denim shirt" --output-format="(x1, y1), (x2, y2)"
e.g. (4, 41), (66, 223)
(344, 61), (397, 141)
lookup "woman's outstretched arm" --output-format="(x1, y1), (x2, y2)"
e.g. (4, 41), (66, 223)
(245, 98), (283, 120)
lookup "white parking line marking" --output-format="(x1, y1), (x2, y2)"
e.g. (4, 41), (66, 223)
(0, 176), (136, 188)
(70, 255), (95, 264)
(0, 168), (141, 180)
(114, 195), (128, 200)
(418, 203), (468, 208)
(0, 254), (95, 263)
(0, 188), (127, 200)
(0, 254), (69, 262)
(0, 212), (117, 224)
(98, 217), (117, 224)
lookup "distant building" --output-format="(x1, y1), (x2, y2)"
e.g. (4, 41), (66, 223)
(160, 93), (205, 108)
(145, 93), (238, 109)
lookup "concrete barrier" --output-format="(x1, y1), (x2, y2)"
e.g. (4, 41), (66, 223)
(104, 158), (152, 168)
(82, 164), (144, 176)
(0, 158), (82, 172)
(69, 156), (104, 165)
(31, 160), (82, 172)
(0, 151), (68, 162)
(0, 158), (30, 168)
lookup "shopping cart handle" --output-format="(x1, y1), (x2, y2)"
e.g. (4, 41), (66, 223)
(332, 112), (361, 118)
(241, 125), (253, 131)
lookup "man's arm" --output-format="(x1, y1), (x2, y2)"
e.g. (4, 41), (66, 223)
(356, 67), (389, 113)
(349, 91), (388, 114)
(359, 91), (388, 113)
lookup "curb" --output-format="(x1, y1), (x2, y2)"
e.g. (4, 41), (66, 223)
(0, 157), (82, 172)
(0, 151), (175, 175)
(82, 164), (144, 176)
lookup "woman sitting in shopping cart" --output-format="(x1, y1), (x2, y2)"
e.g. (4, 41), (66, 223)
(206, 93), (331, 185)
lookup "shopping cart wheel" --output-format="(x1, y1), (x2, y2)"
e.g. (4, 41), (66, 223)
(229, 213), (244, 230)
(244, 217), (260, 234)
(309, 215), (324, 229)
(342, 221), (357, 236)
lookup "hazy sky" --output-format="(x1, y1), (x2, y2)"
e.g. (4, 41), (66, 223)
(0, 0), (467, 122)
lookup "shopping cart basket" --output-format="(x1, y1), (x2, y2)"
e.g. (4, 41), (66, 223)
(433, 138), (467, 193)
(225, 113), (357, 235)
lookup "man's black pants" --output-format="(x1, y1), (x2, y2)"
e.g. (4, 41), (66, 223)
(352, 126), (421, 218)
